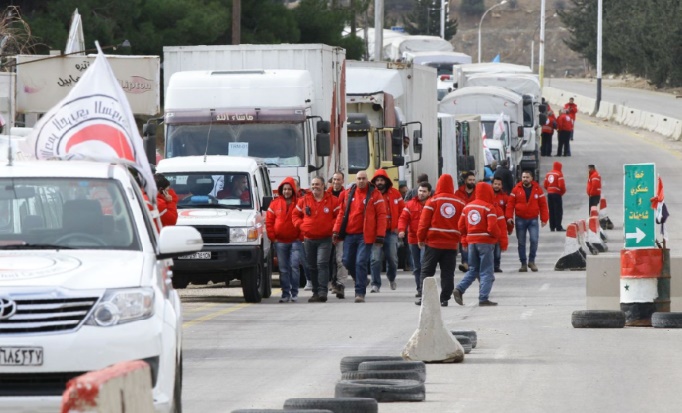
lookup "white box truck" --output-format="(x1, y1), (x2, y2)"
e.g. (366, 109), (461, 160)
(151, 44), (346, 189)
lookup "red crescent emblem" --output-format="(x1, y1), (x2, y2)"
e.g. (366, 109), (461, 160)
(65, 124), (134, 160)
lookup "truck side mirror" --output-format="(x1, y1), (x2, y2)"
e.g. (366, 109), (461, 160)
(261, 196), (273, 212)
(143, 123), (156, 137)
(539, 113), (548, 125)
(517, 126), (525, 138)
(317, 120), (331, 134)
(538, 104), (547, 114)
(392, 155), (405, 166)
(316, 133), (331, 157)
(413, 130), (423, 154)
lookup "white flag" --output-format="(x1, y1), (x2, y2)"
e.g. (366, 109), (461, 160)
(492, 112), (505, 141)
(65, 9), (85, 55)
(24, 43), (156, 200)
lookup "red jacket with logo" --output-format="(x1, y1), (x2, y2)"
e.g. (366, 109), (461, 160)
(541, 112), (557, 135)
(556, 113), (574, 132)
(293, 191), (340, 240)
(564, 101), (578, 121)
(266, 177), (301, 243)
(157, 188), (178, 227)
(459, 183), (501, 248)
(333, 184), (387, 244)
(544, 162), (566, 195)
(506, 181), (549, 223)
(371, 169), (405, 234)
(493, 190), (509, 215)
(455, 184), (476, 205)
(417, 174), (466, 250)
(494, 203), (509, 251)
(587, 169), (602, 196)
(398, 197), (426, 244)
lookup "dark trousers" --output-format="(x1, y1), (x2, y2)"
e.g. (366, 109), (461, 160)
(547, 193), (564, 230)
(304, 237), (332, 297)
(420, 246), (457, 302)
(540, 132), (553, 156)
(589, 195), (601, 215)
(557, 130), (571, 156)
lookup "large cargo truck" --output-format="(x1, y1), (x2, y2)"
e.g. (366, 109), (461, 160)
(153, 44), (346, 189)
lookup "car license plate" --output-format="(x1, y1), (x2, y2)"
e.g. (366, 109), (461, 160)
(178, 251), (211, 260)
(0, 347), (44, 366)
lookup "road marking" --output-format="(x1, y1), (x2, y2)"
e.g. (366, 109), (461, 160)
(539, 283), (550, 292)
(521, 309), (535, 320)
(183, 303), (251, 329)
(494, 345), (510, 360)
(183, 303), (219, 314)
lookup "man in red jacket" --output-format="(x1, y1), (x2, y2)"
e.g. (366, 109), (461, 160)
(555, 109), (574, 157)
(492, 177), (509, 272)
(266, 177), (302, 303)
(453, 183), (501, 306)
(587, 164), (602, 214)
(416, 174), (466, 306)
(333, 171), (387, 303)
(293, 176), (340, 303)
(455, 171), (476, 273)
(398, 181), (432, 298)
(540, 109), (557, 157)
(564, 97), (578, 141)
(543, 161), (567, 232)
(326, 171), (347, 298)
(506, 170), (549, 272)
(369, 169), (405, 292)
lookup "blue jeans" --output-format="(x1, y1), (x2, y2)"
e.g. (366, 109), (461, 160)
(275, 241), (302, 299)
(457, 243), (495, 302)
(515, 217), (539, 264)
(343, 233), (373, 296)
(409, 243), (424, 292)
(370, 232), (398, 287)
(303, 237), (332, 297)
(494, 243), (501, 269)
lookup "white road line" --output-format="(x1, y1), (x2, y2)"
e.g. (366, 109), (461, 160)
(539, 283), (550, 291)
(521, 309), (535, 319)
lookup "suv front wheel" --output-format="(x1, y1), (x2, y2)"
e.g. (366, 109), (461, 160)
(242, 254), (263, 303)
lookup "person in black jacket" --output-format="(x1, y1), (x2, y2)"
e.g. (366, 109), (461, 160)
(493, 159), (515, 195)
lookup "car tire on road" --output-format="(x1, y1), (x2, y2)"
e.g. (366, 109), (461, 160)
(652, 312), (682, 328)
(242, 259), (263, 303)
(357, 361), (426, 382)
(450, 330), (477, 348)
(341, 369), (424, 383)
(172, 274), (189, 289)
(232, 410), (332, 413)
(453, 335), (472, 353)
(171, 352), (183, 413)
(262, 249), (273, 299)
(334, 379), (426, 402)
(339, 356), (404, 373)
(571, 310), (626, 328)
(283, 397), (378, 413)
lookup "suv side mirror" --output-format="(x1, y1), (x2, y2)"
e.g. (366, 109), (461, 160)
(316, 133), (331, 157)
(261, 196), (273, 212)
(317, 120), (331, 134)
(413, 130), (423, 154)
(538, 104), (547, 114)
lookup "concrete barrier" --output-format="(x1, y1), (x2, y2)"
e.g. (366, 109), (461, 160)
(61, 360), (154, 413)
(555, 223), (586, 271)
(586, 254), (621, 310)
(598, 198), (614, 230)
(588, 216), (607, 253)
(595, 100), (616, 121)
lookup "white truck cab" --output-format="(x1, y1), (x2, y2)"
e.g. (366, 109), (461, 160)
(155, 155), (274, 303)
(0, 159), (203, 413)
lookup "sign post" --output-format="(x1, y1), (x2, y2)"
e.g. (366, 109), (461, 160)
(623, 163), (655, 249)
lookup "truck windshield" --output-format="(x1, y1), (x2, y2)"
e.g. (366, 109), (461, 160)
(481, 120), (510, 145)
(348, 132), (370, 174)
(0, 178), (139, 250)
(166, 123), (305, 167)
(164, 172), (253, 209)
(426, 63), (453, 76)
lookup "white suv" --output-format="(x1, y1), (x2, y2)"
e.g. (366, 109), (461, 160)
(0, 160), (202, 413)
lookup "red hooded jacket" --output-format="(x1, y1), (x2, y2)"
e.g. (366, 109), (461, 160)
(587, 169), (602, 196)
(541, 111), (557, 135)
(544, 162), (566, 195)
(293, 191), (340, 240)
(455, 184), (476, 204)
(398, 197), (427, 244)
(556, 113), (574, 132)
(266, 177), (301, 243)
(459, 183), (501, 248)
(333, 184), (387, 244)
(417, 174), (466, 250)
(157, 188), (178, 227)
(371, 169), (405, 234)
(494, 203), (509, 251)
(506, 181), (549, 223)
(564, 101), (578, 121)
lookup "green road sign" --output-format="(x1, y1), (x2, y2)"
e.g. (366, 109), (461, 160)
(623, 163), (656, 248)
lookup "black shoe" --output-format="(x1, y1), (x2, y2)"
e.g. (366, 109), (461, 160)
(550, 228), (555, 232)
(308, 295), (322, 303)
(440, 300), (448, 307)
(415, 292), (422, 298)
(458, 263), (468, 272)
(494, 268), (503, 273)
(319, 295), (328, 302)
(415, 299), (422, 306)
(453, 289), (464, 306)
(556, 227), (566, 232)
(479, 300), (498, 306)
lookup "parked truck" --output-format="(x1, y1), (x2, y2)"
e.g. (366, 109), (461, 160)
(150, 44), (346, 189)
(438, 113), (484, 182)
(346, 61), (438, 188)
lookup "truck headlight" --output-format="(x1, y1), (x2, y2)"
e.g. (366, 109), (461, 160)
(86, 288), (155, 327)
(230, 227), (259, 242)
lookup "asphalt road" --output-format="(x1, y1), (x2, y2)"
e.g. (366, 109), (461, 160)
(178, 116), (682, 412)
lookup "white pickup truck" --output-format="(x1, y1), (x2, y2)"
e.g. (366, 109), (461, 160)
(0, 159), (203, 413)
(156, 155), (274, 303)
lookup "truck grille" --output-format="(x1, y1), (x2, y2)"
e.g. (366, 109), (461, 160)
(194, 225), (229, 244)
(0, 297), (99, 335)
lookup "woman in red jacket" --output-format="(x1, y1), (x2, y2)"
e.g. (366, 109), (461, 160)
(266, 177), (302, 303)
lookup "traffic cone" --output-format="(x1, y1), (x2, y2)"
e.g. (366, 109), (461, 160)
(591, 207), (608, 242)
(555, 223), (586, 271)
(588, 216), (607, 252)
(578, 219), (598, 255)
(599, 198), (614, 230)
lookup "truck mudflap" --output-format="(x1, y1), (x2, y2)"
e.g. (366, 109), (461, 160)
(172, 245), (261, 276)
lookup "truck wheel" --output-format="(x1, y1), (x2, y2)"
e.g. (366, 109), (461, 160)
(262, 249), (273, 299)
(172, 274), (189, 289)
(242, 259), (263, 303)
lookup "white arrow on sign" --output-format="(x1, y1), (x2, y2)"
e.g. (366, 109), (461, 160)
(626, 227), (646, 243)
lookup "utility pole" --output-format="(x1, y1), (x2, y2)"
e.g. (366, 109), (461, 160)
(539, 0), (546, 88)
(440, 0), (446, 39)
(374, 0), (384, 61)
(350, 0), (356, 35)
(595, 0), (603, 114)
(232, 0), (241, 45)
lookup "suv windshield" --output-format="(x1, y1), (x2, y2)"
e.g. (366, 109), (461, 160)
(165, 173), (253, 209)
(0, 178), (139, 250)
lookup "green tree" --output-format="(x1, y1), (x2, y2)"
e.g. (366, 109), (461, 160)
(293, 0), (365, 59)
(404, 0), (457, 39)
(460, 0), (484, 16)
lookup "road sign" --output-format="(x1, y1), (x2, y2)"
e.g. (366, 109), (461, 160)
(623, 163), (655, 248)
